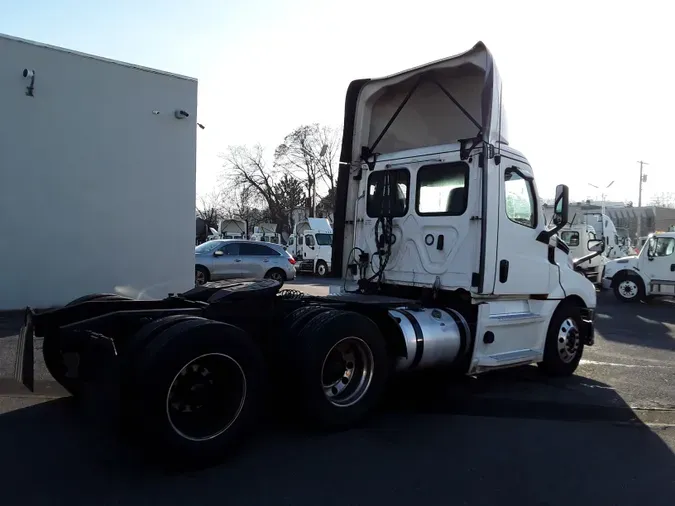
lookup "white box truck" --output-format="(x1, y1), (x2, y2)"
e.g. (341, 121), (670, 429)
(0, 33), (198, 309)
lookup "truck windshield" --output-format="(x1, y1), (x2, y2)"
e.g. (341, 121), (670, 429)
(560, 231), (580, 247)
(315, 233), (333, 246)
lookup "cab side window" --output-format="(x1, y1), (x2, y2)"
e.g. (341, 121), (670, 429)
(416, 162), (468, 216)
(649, 237), (675, 257)
(504, 168), (536, 228)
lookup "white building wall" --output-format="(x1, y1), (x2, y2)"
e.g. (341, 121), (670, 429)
(0, 34), (198, 309)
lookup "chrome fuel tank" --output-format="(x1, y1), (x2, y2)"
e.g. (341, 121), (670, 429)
(388, 307), (470, 371)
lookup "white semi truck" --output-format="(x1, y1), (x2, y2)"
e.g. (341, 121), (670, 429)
(560, 223), (607, 284)
(19, 41), (599, 469)
(286, 218), (333, 276)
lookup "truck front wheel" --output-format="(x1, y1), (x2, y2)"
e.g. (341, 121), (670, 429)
(292, 310), (390, 429)
(613, 274), (645, 303)
(538, 302), (584, 377)
(315, 260), (328, 277)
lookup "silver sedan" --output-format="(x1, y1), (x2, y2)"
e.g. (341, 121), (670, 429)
(195, 240), (297, 286)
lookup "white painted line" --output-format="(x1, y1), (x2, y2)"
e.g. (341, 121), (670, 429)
(580, 359), (673, 369)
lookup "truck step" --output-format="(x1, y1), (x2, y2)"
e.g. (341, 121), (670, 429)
(487, 312), (544, 326)
(475, 349), (541, 371)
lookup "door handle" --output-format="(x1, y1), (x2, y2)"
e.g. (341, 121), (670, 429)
(263, 259), (269, 263)
(499, 259), (509, 283)
(671, 264), (674, 272)
(436, 234), (445, 250)
(235, 259), (242, 263)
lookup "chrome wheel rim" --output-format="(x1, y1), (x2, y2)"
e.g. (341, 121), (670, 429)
(557, 318), (580, 363)
(166, 353), (246, 442)
(321, 337), (374, 407)
(618, 280), (638, 299)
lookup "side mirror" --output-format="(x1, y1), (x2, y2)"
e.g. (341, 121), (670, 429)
(552, 184), (569, 228)
(538, 184), (569, 243)
(214, 250), (224, 257)
(587, 239), (604, 253)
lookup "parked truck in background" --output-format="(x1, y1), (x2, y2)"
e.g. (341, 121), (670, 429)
(286, 218), (333, 276)
(18, 41), (599, 469)
(560, 222), (607, 284)
(603, 230), (675, 302)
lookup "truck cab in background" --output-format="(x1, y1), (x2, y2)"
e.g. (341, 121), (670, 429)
(560, 223), (607, 284)
(603, 231), (675, 302)
(287, 218), (333, 276)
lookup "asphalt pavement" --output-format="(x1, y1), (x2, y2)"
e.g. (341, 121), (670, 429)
(0, 279), (673, 506)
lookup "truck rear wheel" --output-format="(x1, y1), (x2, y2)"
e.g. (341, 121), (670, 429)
(292, 309), (390, 430)
(43, 293), (130, 396)
(538, 302), (584, 377)
(130, 318), (265, 468)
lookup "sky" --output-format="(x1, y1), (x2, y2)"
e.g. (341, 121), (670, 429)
(2, 0), (673, 204)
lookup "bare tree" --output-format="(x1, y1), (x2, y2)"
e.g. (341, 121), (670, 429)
(196, 190), (226, 231)
(649, 192), (675, 208)
(221, 186), (263, 237)
(219, 145), (288, 231)
(274, 124), (341, 217)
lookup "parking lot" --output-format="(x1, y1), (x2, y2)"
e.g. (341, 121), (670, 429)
(0, 279), (673, 506)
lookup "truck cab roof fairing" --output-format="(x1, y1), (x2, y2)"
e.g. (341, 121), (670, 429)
(350, 41), (506, 160)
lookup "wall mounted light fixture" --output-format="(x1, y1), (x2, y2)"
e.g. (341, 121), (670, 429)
(22, 68), (36, 97)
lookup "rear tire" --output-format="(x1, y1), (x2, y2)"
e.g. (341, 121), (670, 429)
(290, 310), (390, 430)
(538, 302), (584, 377)
(44, 293), (130, 396)
(264, 268), (286, 286)
(131, 318), (265, 469)
(195, 266), (209, 286)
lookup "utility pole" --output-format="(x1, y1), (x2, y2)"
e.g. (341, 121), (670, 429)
(637, 160), (648, 240)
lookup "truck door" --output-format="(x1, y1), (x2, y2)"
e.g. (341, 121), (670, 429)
(304, 234), (316, 261)
(493, 165), (552, 296)
(640, 235), (675, 294)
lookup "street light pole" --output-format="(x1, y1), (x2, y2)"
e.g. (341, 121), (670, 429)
(588, 180), (614, 237)
(637, 161), (648, 239)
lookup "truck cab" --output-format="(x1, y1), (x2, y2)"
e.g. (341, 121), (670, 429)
(602, 231), (675, 302)
(560, 223), (607, 284)
(332, 41), (598, 374)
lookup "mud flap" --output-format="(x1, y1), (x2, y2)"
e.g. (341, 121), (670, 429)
(580, 308), (595, 346)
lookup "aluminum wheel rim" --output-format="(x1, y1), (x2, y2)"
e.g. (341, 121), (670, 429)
(618, 280), (638, 299)
(320, 337), (374, 408)
(317, 264), (326, 276)
(166, 353), (246, 442)
(270, 272), (283, 282)
(195, 270), (206, 285)
(557, 318), (580, 363)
